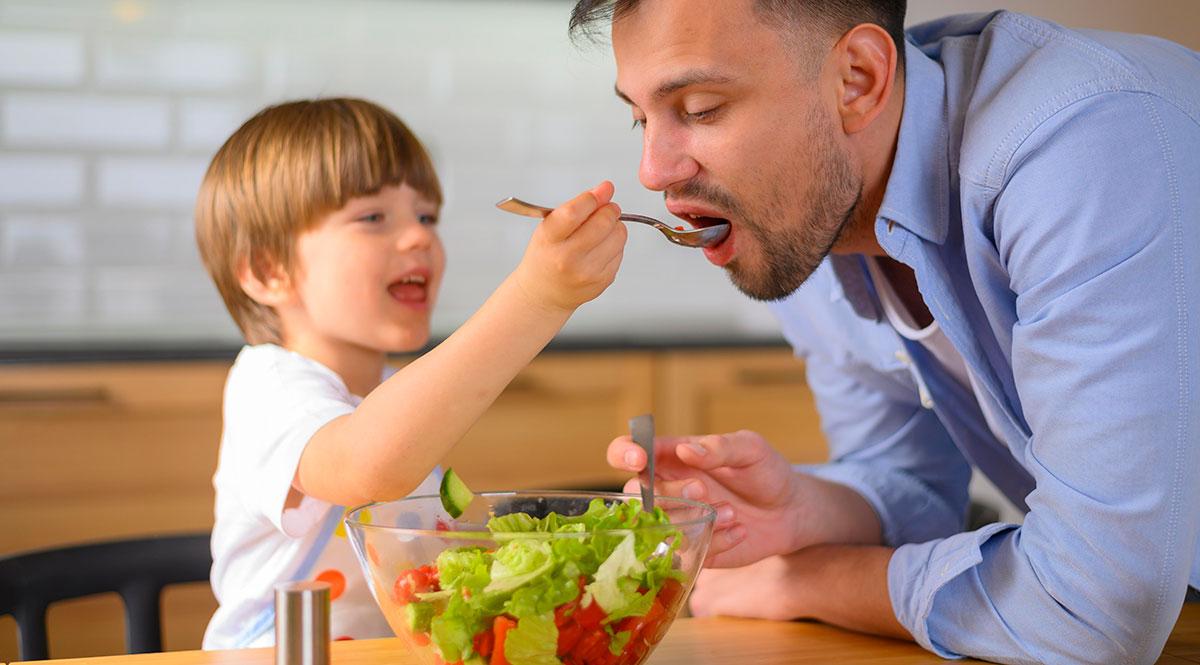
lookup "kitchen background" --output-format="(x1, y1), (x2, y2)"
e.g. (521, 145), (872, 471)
(1, 0), (1197, 352)
(1, 1), (1198, 660)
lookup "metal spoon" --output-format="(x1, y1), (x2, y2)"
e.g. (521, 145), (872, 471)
(496, 196), (730, 249)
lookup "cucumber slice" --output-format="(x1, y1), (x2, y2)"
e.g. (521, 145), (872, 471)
(405, 601), (434, 634)
(439, 468), (474, 519)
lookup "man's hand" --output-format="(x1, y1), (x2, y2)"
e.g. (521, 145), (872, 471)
(608, 430), (806, 567)
(688, 555), (807, 620)
(607, 430), (883, 568)
(688, 545), (911, 641)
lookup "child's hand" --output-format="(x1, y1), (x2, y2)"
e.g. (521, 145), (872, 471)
(513, 181), (627, 313)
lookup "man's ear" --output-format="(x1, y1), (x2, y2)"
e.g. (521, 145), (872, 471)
(237, 252), (294, 307)
(833, 23), (898, 134)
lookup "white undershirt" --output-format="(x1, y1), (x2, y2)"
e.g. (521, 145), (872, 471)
(865, 259), (1024, 523)
(865, 258), (973, 391)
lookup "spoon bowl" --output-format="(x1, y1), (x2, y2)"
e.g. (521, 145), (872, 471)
(496, 196), (730, 248)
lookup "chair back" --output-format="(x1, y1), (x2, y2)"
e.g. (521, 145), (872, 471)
(0, 532), (212, 661)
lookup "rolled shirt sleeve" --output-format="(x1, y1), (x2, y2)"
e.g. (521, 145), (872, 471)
(799, 349), (972, 548)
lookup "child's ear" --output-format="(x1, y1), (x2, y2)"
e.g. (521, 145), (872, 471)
(237, 253), (294, 307)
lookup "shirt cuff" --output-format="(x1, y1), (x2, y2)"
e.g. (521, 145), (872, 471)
(888, 523), (1017, 657)
(798, 461), (964, 546)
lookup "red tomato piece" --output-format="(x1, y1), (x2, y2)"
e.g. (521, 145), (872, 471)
(557, 620), (584, 657)
(473, 629), (494, 659)
(657, 579), (684, 610)
(574, 599), (606, 630)
(642, 599), (670, 645)
(572, 629), (611, 665)
(392, 567), (437, 604)
(491, 615), (517, 665)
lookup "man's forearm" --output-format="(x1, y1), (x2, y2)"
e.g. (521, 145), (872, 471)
(791, 544), (911, 640)
(797, 475), (886, 549)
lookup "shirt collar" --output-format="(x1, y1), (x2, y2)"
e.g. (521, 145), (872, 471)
(876, 40), (951, 246)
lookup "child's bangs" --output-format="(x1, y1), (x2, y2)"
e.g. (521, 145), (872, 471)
(305, 100), (443, 225)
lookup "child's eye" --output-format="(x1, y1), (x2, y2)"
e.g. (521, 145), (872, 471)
(418, 214), (439, 226)
(356, 212), (385, 223)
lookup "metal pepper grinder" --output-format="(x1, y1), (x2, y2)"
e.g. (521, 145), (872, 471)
(274, 581), (331, 665)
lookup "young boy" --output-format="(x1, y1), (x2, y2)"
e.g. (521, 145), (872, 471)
(194, 98), (627, 648)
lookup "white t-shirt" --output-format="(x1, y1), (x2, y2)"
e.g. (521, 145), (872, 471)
(203, 344), (441, 649)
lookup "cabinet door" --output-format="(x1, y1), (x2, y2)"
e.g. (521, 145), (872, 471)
(655, 348), (827, 463)
(441, 351), (654, 491)
(0, 361), (227, 553)
(0, 361), (227, 659)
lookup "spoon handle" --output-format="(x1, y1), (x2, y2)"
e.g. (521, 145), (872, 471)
(496, 196), (662, 230)
(495, 196), (553, 218)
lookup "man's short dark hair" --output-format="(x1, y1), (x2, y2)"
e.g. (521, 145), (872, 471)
(569, 0), (907, 71)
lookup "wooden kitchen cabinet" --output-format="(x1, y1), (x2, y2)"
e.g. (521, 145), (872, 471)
(0, 346), (821, 661)
(655, 348), (827, 463)
(0, 362), (228, 661)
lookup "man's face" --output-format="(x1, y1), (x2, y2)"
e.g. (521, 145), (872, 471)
(613, 0), (862, 300)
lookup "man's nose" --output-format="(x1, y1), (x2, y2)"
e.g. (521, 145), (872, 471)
(638, 126), (698, 192)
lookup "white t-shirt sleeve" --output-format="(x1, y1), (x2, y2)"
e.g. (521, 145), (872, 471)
(221, 345), (358, 538)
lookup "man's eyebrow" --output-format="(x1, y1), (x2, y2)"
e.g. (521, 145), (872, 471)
(614, 70), (736, 105)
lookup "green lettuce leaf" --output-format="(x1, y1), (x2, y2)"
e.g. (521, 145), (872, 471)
(584, 533), (646, 616)
(484, 539), (554, 594)
(503, 613), (560, 665)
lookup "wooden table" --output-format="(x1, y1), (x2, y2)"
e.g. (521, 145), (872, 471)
(16, 604), (1200, 665)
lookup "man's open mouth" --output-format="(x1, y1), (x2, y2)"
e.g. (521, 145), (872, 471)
(669, 212), (731, 236)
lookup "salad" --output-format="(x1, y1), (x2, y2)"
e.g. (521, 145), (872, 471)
(388, 497), (687, 665)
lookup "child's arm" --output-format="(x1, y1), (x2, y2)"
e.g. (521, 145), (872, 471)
(293, 182), (626, 506)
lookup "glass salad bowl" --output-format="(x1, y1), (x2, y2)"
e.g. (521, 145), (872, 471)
(345, 491), (715, 665)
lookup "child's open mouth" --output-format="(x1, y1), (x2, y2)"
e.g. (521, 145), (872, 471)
(388, 273), (429, 306)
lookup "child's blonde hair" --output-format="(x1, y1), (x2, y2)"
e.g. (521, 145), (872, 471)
(195, 98), (442, 345)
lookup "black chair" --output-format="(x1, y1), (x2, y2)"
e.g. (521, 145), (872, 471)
(0, 532), (212, 661)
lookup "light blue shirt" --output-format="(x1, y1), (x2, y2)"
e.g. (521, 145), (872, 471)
(768, 12), (1200, 664)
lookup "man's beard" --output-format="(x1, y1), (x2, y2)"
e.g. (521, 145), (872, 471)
(672, 112), (862, 301)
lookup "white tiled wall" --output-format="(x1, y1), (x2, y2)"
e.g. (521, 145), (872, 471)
(0, 0), (775, 346)
(0, 0), (1195, 347)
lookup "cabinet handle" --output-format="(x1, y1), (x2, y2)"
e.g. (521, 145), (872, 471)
(734, 369), (806, 386)
(0, 387), (112, 407)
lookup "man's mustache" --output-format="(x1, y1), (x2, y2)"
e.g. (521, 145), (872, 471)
(665, 180), (741, 215)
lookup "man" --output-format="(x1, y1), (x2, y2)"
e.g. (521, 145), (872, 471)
(576, 0), (1200, 662)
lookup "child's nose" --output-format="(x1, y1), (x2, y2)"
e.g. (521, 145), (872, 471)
(395, 221), (434, 252)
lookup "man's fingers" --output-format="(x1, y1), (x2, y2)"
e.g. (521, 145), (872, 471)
(703, 524), (748, 568)
(674, 430), (770, 471)
(653, 477), (709, 502)
(607, 436), (645, 472)
(608, 433), (693, 472)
